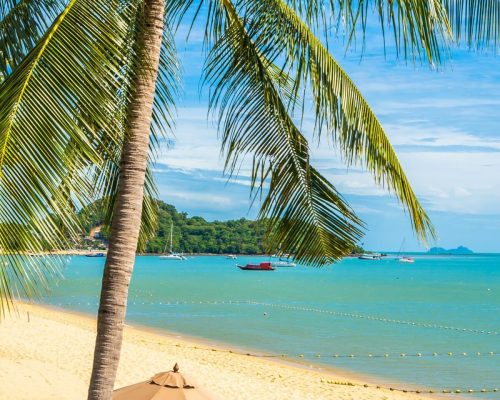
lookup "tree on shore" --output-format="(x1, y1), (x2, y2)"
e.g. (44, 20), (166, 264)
(2, 1), (497, 399)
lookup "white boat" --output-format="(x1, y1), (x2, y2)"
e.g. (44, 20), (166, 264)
(226, 254), (237, 260)
(271, 260), (297, 267)
(160, 223), (186, 260)
(358, 253), (381, 260)
(396, 239), (414, 263)
(160, 253), (186, 260)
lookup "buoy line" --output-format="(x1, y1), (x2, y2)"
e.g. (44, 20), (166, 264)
(320, 380), (499, 395)
(247, 301), (500, 336)
(171, 342), (499, 395)
(169, 343), (498, 360)
(305, 351), (498, 359)
(54, 299), (499, 336)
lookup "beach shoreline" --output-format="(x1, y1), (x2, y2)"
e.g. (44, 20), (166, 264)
(0, 301), (457, 400)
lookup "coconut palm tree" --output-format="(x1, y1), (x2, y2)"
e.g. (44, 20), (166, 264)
(2, 0), (498, 399)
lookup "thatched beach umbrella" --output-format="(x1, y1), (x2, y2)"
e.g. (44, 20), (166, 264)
(113, 363), (211, 400)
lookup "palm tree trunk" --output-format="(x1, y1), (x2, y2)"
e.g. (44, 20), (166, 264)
(87, 1), (164, 399)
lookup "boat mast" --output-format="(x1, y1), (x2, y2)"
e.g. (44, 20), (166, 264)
(397, 238), (406, 258)
(170, 222), (173, 254)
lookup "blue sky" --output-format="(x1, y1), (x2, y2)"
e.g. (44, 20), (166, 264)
(152, 12), (500, 253)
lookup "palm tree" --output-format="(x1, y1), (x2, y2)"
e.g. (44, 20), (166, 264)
(1, 1), (498, 399)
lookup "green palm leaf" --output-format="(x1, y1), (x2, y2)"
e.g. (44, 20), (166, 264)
(205, 1), (364, 265)
(231, 0), (435, 242)
(0, 0), (135, 315)
(442, 0), (500, 49)
(0, 0), (65, 80)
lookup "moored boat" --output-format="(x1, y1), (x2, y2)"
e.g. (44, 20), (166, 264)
(237, 262), (275, 271)
(358, 253), (381, 260)
(226, 254), (237, 260)
(85, 252), (105, 258)
(398, 256), (415, 263)
(396, 239), (414, 263)
(160, 253), (186, 260)
(271, 258), (296, 267)
(160, 222), (186, 260)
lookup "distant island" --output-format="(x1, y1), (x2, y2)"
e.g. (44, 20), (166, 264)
(427, 246), (474, 255)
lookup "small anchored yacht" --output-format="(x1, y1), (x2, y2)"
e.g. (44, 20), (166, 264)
(396, 239), (415, 263)
(160, 222), (186, 260)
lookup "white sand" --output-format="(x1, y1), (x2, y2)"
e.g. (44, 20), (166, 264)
(0, 303), (438, 400)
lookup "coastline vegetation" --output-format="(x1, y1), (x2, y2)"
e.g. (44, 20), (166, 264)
(79, 199), (365, 255)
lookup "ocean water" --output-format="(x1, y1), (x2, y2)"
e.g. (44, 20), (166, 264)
(39, 254), (499, 396)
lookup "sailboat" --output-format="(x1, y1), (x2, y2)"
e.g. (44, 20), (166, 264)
(396, 239), (414, 263)
(160, 223), (186, 260)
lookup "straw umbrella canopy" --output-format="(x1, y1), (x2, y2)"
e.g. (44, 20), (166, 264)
(113, 363), (211, 400)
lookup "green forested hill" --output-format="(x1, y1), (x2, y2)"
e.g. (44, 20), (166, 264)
(148, 202), (267, 254)
(79, 200), (267, 254)
(78, 200), (364, 255)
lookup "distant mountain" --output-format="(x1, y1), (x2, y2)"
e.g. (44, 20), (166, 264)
(427, 246), (474, 255)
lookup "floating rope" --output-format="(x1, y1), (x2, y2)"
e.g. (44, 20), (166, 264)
(53, 299), (500, 336)
(320, 380), (499, 395)
(162, 343), (500, 394)
(303, 351), (498, 359)
(168, 343), (499, 395)
(246, 301), (500, 336)
(169, 337), (500, 361)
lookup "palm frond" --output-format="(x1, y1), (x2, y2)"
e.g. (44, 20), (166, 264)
(0, 0), (65, 80)
(151, 18), (179, 145)
(204, 1), (364, 265)
(0, 0), (136, 315)
(233, 0), (435, 243)
(441, 0), (500, 50)
(329, 0), (452, 64)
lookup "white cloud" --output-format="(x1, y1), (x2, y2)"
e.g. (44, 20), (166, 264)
(384, 124), (500, 151)
(167, 190), (235, 207)
(398, 151), (500, 214)
(154, 104), (500, 217)
(156, 107), (224, 172)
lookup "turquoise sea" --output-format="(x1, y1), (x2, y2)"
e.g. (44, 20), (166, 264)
(39, 254), (499, 396)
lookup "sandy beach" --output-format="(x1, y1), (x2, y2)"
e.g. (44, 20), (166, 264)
(0, 302), (443, 400)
